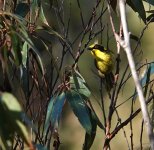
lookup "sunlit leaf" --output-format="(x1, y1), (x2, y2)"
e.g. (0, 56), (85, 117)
(22, 41), (28, 67)
(40, 5), (49, 25)
(1, 92), (22, 111)
(44, 92), (66, 136)
(0, 92), (30, 149)
(66, 91), (92, 134)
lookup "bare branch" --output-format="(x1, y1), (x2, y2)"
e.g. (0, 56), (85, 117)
(118, 0), (154, 149)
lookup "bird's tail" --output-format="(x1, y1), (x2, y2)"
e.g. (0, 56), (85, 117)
(105, 72), (114, 91)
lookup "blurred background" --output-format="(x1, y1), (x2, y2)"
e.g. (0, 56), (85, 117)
(39, 0), (154, 149)
(1, 0), (154, 149)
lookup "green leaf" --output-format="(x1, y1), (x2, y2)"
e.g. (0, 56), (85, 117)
(133, 62), (154, 101)
(70, 71), (91, 99)
(35, 144), (48, 150)
(149, 99), (154, 129)
(127, 0), (146, 23)
(15, 3), (29, 18)
(21, 41), (28, 67)
(91, 110), (105, 130)
(144, 0), (154, 6)
(10, 33), (22, 66)
(66, 91), (92, 134)
(21, 67), (29, 98)
(3, 12), (45, 74)
(0, 92), (30, 148)
(1, 92), (22, 111)
(44, 92), (66, 136)
(40, 5), (49, 25)
(143, 64), (151, 97)
(30, 0), (41, 22)
(15, 29), (45, 74)
(83, 108), (97, 150)
(36, 26), (72, 50)
(140, 63), (154, 87)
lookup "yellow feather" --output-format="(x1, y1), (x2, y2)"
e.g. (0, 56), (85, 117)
(91, 49), (113, 74)
(88, 44), (115, 90)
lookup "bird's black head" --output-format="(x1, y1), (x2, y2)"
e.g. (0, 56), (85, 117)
(88, 44), (106, 52)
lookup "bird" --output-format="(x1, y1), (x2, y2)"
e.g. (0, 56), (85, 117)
(88, 43), (114, 90)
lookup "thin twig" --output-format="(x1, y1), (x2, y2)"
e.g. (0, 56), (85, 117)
(104, 94), (154, 148)
(140, 120), (144, 150)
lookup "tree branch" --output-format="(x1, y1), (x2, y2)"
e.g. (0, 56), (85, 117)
(118, 0), (154, 149)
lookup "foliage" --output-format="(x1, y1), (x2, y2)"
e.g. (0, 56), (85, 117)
(0, 0), (154, 150)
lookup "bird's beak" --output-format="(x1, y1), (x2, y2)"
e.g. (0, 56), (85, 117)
(88, 45), (94, 50)
(88, 44), (95, 50)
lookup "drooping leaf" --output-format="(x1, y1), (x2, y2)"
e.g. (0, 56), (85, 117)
(36, 25), (72, 50)
(66, 91), (92, 134)
(133, 62), (154, 101)
(15, 3), (29, 18)
(15, 29), (45, 74)
(90, 109), (105, 130)
(144, 0), (154, 6)
(44, 92), (66, 136)
(126, 0), (146, 23)
(83, 104), (105, 149)
(21, 41), (28, 67)
(10, 33), (22, 66)
(21, 66), (29, 98)
(0, 92), (30, 149)
(83, 107), (97, 150)
(35, 144), (48, 150)
(109, 0), (117, 12)
(70, 71), (91, 99)
(4, 12), (45, 74)
(30, 0), (41, 22)
(143, 64), (151, 97)
(40, 5), (49, 25)
(149, 99), (154, 129)
(130, 34), (140, 42)
(140, 63), (154, 87)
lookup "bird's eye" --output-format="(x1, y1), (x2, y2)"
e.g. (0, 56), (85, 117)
(93, 44), (105, 51)
(94, 44), (99, 49)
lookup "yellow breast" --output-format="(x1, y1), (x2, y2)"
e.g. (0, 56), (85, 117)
(91, 49), (113, 74)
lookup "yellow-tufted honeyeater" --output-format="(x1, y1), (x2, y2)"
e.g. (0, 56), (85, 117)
(88, 44), (115, 90)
